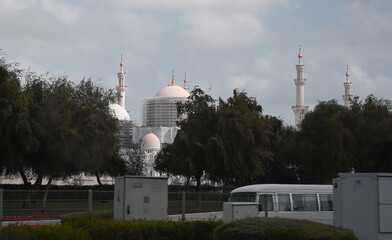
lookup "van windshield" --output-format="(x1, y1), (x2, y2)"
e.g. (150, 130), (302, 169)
(228, 192), (256, 202)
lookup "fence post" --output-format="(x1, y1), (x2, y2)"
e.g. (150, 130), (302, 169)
(181, 191), (186, 221)
(88, 189), (93, 211)
(264, 194), (268, 218)
(0, 189), (3, 228)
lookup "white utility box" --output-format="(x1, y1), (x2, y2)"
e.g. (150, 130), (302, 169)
(114, 176), (168, 221)
(333, 173), (392, 240)
(223, 202), (259, 223)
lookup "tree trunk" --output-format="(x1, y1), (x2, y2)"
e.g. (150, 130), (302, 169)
(33, 174), (42, 189)
(183, 176), (190, 192)
(196, 176), (202, 212)
(42, 175), (53, 214)
(19, 168), (30, 189)
(95, 172), (102, 188)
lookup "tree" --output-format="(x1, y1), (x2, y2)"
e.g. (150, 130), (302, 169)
(260, 117), (299, 184)
(350, 95), (392, 172)
(0, 52), (126, 189)
(124, 142), (145, 176)
(155, 87), (217, 191)
(0, 55), (42, 187)
(71, 79), (125, 184)
(205, 89), (274, 187)
(290, 100), (355, 184)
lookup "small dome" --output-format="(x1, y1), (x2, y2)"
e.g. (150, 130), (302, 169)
(109, 103), (130, 121)
(141, 132), (161, 151)
(155, 84), (190, 98)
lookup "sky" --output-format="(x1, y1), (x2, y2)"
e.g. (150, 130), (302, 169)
(1, 0), (392, 126)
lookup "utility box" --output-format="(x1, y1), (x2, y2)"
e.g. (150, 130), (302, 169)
(114, 176), (168, 221)
(333, 173), (392, 240)
(223, 202), (259, 223)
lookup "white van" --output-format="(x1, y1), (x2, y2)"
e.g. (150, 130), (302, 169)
(228, 184), (333, 224)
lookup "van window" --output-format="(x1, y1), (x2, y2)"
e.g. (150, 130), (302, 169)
(277, 194), (291, 211)
(228, 192), (256, 202)
(319, 194), (333, 211)
(258, 194), (273, 212)
(292, 194), (317, 211)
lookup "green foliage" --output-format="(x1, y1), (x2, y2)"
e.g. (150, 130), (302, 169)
(0, 224), (90, 240)
(292, 100), (354, 183)
(156, 87), (217, 190)
(61, 211), (113, 225)
(286, 96), (392, 184)
(214, 217), (357, 240)
(62, 212), (221, 240)
(206, 89), (274, 187)
(0, 53), (125, 188)
(156, 88), (276, 188)
(350, 95), (392, 172)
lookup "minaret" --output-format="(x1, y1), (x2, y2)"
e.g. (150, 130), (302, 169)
(184, 72), (189, 91)
(170, 70), (175, 85)
(116, 55), (127, 108)
(291, 46), (309, 130)
(342, 65), (353, 108)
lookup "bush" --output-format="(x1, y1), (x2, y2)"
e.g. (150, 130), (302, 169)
(213, 217), (357, 240)
(61, 213), (222, 240)
(61, 211), (113, 225)
(0, 224), (90, 240)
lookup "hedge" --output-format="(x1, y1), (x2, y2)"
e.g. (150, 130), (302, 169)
(0, 224), (90, 240)
(1, 213), (357, 240)
(60, 212), (221, 240)
(214, 217), (357, 240)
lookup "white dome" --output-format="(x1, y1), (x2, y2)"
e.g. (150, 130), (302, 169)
(155, 84), (190, 98)
(109, 103), (130, 121)
(141, 132), (161, 151)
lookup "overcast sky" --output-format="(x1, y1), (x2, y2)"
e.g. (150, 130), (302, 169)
(1, 0), (392, 126)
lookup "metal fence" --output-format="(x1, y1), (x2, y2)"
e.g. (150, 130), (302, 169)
(0, 189), (229, 218)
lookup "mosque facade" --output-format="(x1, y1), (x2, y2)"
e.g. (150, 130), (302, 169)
(110, 57), (190, 177)
(111, 49), (354, 175)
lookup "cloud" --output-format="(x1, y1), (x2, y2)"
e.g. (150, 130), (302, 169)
(112, 0), (289, 14)
(180, 11), (265, 50)
(0, 0), (36, 15)
(114, 11), (163, 51)
(39, 0), (82, 25)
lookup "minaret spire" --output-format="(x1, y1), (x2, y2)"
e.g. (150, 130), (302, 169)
(291, 45), (309, 130)
(298, 45), (303, 64)
(342, 65), (353, 108)
(184, 72), (189, 91)
(171, 70), (175, 85)
(116, 55), (127, 108)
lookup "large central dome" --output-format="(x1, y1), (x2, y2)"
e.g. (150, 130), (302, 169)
(155, 83), (190, 98)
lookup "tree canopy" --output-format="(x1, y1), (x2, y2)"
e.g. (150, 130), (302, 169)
(0, 53), (126, 188)
(155, 88), (276, 189)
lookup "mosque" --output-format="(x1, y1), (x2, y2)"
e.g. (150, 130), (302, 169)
(0, 47), (354, 185)
(110, 46), (355, 175)
(109, 56), (190, 177)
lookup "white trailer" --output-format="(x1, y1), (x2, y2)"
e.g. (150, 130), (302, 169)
(114, 176), (168, 220)
(333, 173), (392, 240)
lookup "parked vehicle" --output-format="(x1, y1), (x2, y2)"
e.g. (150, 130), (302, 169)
(228, 184), (333, 224)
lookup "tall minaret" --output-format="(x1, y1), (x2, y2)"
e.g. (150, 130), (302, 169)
(291, 46), (309, 130)
(116, 55), (127, 108)
(342, 65), (353, 108)
(184, 72), (189, 91)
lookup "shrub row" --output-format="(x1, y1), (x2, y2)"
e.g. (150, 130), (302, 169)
(62, 212), (221, 240)
(214, 217), (357, 240)
(0, 225), (90, 240)
(1, 213), (357, 240)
